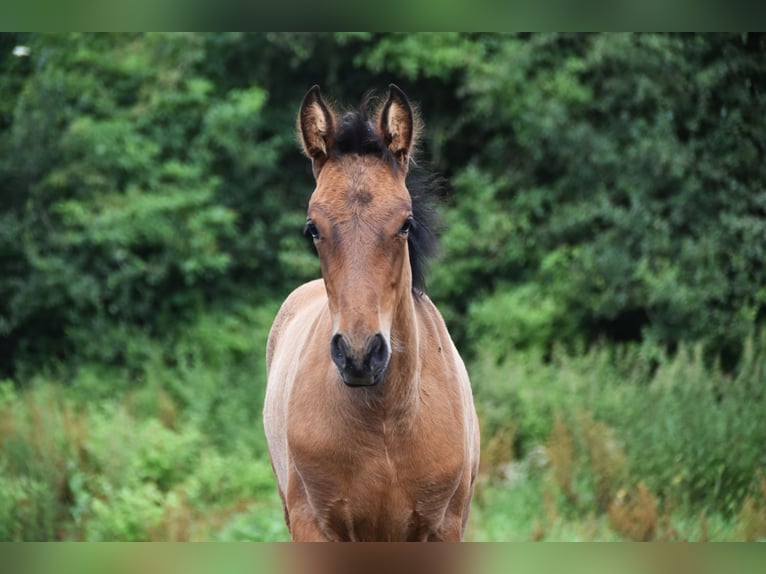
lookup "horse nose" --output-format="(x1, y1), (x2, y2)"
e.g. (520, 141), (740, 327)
(364, 333), (389, 375)
(330, 332), (390, 386)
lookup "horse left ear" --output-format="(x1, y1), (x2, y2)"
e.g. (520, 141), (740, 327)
(379, 84), (416, 172)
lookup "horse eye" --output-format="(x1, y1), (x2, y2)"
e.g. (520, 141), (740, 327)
(304, 221), (320, 240)
(399, 217), (413, 235)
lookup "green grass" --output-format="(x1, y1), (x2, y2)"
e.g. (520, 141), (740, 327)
(1, 315), (765, 540)
(467, 476), (742, 542)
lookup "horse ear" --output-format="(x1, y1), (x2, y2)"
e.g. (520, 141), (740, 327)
(379, 84), (416, 172)
(298, 85), (335, 178)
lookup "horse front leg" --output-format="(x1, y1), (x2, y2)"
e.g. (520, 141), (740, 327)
(285, 477), (336, 541)
(289, 514), (332, 541)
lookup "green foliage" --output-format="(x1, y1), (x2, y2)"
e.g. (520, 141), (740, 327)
(0, 377), (281, 541)
(360, 33), (483, 80)
(212, 496), (289, 542)
(446, 33), (766, 359)
(3, 33), (765, 371)
(0, 297), (279, 541)
(0, 472), (56, 541)
(150, 302), (277, 453)
(621, 346), (765, 513)
(474, 336), (766, 516)
(183, 450), (275, 508)
(85, 483), (166, 541)
(1, 33), (765, 541)
(468, 284), (569, 357)
(0, 34), (309, 372)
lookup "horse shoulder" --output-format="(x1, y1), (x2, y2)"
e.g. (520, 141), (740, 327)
(414, 294), (480, 472)
(264, 279), (329, 499)
(266, 279), (327, 371)
(414, 294), (472, 400)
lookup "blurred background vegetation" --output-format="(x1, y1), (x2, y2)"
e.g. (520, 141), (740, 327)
(0, 32), (765, 541)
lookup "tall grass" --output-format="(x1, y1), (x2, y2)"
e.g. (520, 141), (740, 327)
(0, 302), (288, 541)
(470, 337), (766, 541)
(1, 315), (764, 540)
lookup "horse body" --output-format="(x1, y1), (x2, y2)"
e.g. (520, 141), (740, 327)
(264, 85), (479, 541)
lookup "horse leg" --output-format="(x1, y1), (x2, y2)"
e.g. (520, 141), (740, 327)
(284, 474), (334, 541)
(427, 522), (463, 542)
(430, 482), (473, 541)
(277, 488), (291, 533)
(287, 504), (333, 541)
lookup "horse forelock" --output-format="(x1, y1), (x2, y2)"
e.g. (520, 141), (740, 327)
(331, 96), (399, 172)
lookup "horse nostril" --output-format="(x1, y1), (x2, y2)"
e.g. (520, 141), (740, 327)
(365, 333), (389, 373)
(330, 333), (349, 369)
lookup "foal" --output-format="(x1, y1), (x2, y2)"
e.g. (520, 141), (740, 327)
(264, 85), (480, 541)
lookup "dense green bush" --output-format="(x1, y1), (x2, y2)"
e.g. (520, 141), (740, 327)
(468, 284), (569, 356)
(0, 33), (313, 374)
(2, 33), (765, 373)
(429, 33), (766, 362)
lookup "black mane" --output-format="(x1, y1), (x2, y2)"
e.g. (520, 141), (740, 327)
(405, 170), (442, 296)
(320, 98), (443, 296)
(332, 94), (399, 171)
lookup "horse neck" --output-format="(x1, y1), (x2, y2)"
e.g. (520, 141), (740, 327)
(379, 286), (422, 415)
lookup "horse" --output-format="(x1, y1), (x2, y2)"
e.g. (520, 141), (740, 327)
(263, 84), (480, 541)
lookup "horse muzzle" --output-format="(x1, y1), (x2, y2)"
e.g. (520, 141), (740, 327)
(330, 332), (390, 387)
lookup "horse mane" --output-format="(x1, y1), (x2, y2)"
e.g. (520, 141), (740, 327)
(319, 95), (443, 296)
(404, 169), (442, 296)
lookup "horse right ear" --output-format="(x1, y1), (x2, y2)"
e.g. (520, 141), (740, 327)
(298, 85), (335, 178)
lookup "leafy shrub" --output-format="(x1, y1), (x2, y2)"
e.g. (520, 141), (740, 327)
(0, 382), (87, 537)
(467, 284), (568, 358)
(85, 483), (166, 541)
(183, 450), (275, 508)
(153, 302), (277, 453)
(0, 472), (56, 541)
(212, 497), (289, 542)
(474, 337), (766, 514)
(0, 360), (282, 541)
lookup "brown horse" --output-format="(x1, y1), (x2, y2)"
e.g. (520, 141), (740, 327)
(264, 85), (480, 541)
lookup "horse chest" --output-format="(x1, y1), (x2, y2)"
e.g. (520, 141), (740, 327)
(289, 416), (465, 541)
